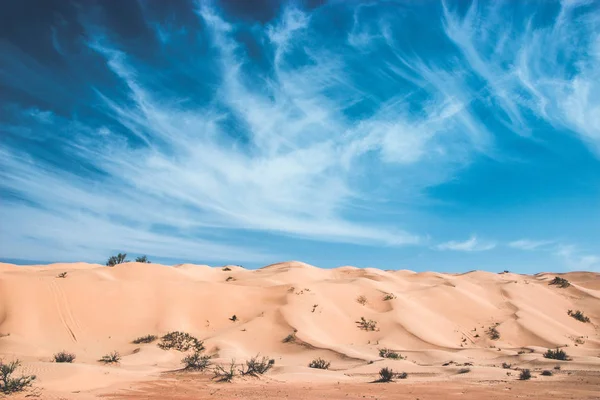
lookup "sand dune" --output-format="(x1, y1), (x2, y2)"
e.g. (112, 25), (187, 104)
(0, 261), (599, 399)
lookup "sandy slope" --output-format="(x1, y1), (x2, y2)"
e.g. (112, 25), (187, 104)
(0, 261), (599, 399)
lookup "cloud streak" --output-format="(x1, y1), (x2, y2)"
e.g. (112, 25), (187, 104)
(442, 0), (600, 153)
(555, 244), (600, 271)
(437, 236), (496, 252)
(508, 239), (554, 251)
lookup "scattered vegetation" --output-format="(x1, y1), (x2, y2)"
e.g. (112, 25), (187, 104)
(549, 276), (570, 288)
(502, 362), (511, 369)
(53, 351), (75, 363)
(133, 334), (158, 344)
(457, 368), (471, 374)
(541, 370), (553, 376)
(226, 276), (235, 282)
(383, 292), (396, 301)
(356, 295), (368, 305)
(182, 350), (212, 371)
(229, 315), (238, 322)
(487, 325), (500, 340)
(240, 355), (275, 376)
(135, 255), (150, 263)
(0, 360), (36, 394)
(544, 348), (569, 361)
(379, 348), (403, 359)
(554, 365), (561, 370)
(567, 310), (590, 323)
(100, 351), (121, 364)
(398, 371), (408, 379)
(213, 359), (237, 382)
(57, 271), (67, 278)
(283, 332), (296, 343)
(222, 266), (232, 271)
(308, 358), (330, 370)
(356, 317), (378, 331)
(158, 331), (204, 352)
(312, 304), (318, 313)
(377, 367), (395, 382)
(519, 369), (532, 380)
(106, 253), (129, 267)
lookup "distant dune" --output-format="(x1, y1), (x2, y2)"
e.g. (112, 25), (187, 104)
(0, 261), (599, 399)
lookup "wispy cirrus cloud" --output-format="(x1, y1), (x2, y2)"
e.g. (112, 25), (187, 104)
(442, 0), (600, 153)
(3, 3), (488, 263)
(555, 244), (600, 271)
(508, 239), (554, 251)
(507, 239), (599, 271)
(437, 236), (496, 252)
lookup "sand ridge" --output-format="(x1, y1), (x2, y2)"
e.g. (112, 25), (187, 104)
(0, 261), (599, 399)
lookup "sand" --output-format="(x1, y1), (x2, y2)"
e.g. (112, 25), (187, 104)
(0, 261), (599, 399)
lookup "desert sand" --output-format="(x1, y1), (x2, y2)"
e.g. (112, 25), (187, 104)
(0, 261), (599, 399)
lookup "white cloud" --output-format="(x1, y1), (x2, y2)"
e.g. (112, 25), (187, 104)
(442, 0), (600, 155)
(555, 244), (600, 271)
(8, 4), (491, 263)
(7, 4), (570, 264)
(437, 236), (496, 252)
(508, 239), (554, 251)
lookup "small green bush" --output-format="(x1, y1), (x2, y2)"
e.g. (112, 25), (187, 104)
(100, 351), (121, 364)
(357, 295), (367, 305)
(379, 348), (403, 359)
(57, 272), (68, 278)
(135, 255), (150, 263)
(356, 317), (377, 331)
(377, 367), (394, 382)
(502, 362), (511, 369)
(53, 351), (75, 363)
(133, 334), (158, 344)
(543, 348), (569, 361)
(240, 355), (274, 376)
(487, 325), (500, 340)
(182, 350), (212, 371)
(158, 331), (204, 352)
(457, 368), (470, 374)
(567, 310), (590, 323)
(541, 370), (553, 376)
(519, 369), (531, 380)
(283, 332), (296, 343)
(549, 276), (570, 288)
(308, 358), (330, 370)
(383, 293), (396, 301)
(106, 253), (128, 267)
(398, 371), (408, 379)
(213, 359), (236, 382)
(0, 360), (36, 394)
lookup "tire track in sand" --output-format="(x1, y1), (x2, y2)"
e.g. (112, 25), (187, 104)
(48, 280), (79, 342)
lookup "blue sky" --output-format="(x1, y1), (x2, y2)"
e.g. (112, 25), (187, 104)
(1, 0), (599, 273)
